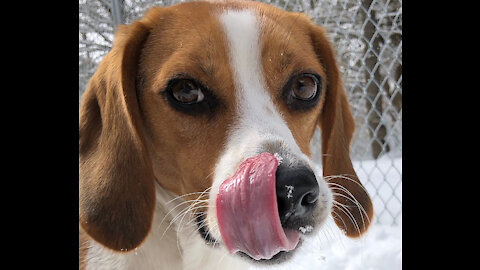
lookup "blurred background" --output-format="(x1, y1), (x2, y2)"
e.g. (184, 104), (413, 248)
(79, 0), (402, 268)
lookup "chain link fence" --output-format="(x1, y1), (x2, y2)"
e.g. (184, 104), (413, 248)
(79, 0), (402, 225)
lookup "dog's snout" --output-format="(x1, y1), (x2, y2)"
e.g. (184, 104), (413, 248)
(275, 164), (320, 226)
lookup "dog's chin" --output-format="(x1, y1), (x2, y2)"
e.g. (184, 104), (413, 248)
(195, 214), (309, 265)
(235, 239), (303, 265)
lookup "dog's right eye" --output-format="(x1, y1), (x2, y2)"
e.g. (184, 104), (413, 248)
(170, 79), (205, 104)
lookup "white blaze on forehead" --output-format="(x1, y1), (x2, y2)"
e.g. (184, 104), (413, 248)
(218, 9), (299, 148)
(219, 10), (260, 91)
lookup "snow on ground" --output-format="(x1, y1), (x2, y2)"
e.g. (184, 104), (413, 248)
(251, 156), (402, 269)
(354, 156), (402, 225)
(250, 221), (402, 270)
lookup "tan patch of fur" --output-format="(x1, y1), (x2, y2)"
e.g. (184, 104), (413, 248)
(137, 2), (236, 199)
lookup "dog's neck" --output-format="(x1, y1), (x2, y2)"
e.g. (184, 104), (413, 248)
(84, 184), (248, 270)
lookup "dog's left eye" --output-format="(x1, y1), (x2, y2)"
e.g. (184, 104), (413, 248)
(291, 74), (319, 100)
(282, 73), (322, 111)
(170, 79), (205, 104)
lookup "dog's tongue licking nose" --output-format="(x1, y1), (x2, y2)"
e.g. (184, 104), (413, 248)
(216, 152), (300, 260)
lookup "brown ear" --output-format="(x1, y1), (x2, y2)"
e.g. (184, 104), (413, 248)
(79, 10), (163, 251)
(310, 25), (374, 237)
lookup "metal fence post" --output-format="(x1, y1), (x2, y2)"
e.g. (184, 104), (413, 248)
(111, 0), (124, 27)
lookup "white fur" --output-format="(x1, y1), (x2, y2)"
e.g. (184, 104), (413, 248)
(206, 9), (332, 245)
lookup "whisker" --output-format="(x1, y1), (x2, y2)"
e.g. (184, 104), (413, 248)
(157, 200), (196, 231)
(186, 211), (208, 226)
(327, 215), (347, 249)
(158, 198), (209, 230)
(332, 201), (361, 236)
(324, 174), (370, 195)
(165, 187), (213, 205)
(170, 203), (210, 231)
(329, 186), (370, 229)
(331, 209), (347, 230)
(160, 185), (213, 230)
(158, 198), (211, 241)
(195, 218), (209, 231)
(328, 183), (371, 228)
(172, 199), (213, 231)
(208, 223), (220, 248)
(332, 197), (368, 231)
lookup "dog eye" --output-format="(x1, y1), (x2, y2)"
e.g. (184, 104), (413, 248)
(164, 77), (219, 116)
(291, 74), (319, 100)
(170, 79), (205, 104)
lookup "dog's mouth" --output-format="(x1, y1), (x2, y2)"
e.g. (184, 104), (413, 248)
(213, 152), (301, 261)
(195, 212), (302, 263)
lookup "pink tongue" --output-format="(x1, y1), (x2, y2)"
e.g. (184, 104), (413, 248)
(216, 152), (300, 260)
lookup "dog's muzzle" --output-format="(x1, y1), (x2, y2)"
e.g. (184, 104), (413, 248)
(215, 152), (320, 260)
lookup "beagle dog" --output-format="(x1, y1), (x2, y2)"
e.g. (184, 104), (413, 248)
(78, 0), (373, 269)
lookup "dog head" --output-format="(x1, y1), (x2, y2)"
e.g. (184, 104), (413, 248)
(79, 0), (373, 264)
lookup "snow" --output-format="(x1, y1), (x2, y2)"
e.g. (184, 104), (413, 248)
(298, 225), (313, 234)
(248, 221), (401, 270)
(285, 185), (294, 199)
(274, 152), (284, 164)
(353, 156), (402, 225)
(250, 156), (402, 269)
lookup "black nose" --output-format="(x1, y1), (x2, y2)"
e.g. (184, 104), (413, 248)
(275, 164), (320, 227)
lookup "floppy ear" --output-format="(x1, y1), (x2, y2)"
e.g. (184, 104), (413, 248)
(79, 9), (163, 251)
(310, 25), (374, 237)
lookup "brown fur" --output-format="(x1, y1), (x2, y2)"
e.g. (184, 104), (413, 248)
(79, 10), (158, 252)
(257, 7), (327, 155)
(310, 24), (374, 237)
(78, 0), (373, 264)
(137, 3), (235, 198)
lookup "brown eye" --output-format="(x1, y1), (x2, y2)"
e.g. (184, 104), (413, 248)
(291, 74), (318, 100)
(171, 79), (204, 104)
